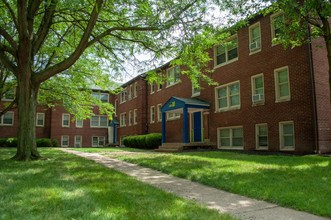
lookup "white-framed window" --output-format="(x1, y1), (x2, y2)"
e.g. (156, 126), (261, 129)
(92, 136), (105, 147)
(150, 83), (155, 94)
(218, 126), (243, 149)
(120, 112), (126, 127)
(114, 99), (118, 116)
(90, 115), (108, 128)
(120, 89), (127, 103)
(128, 110), (132, 126)
(271, 12), (285, 45)
(192, 77), (201, 97)
(215, 81), (240, 112)
(74, 136), (82, 147)
(279, 121), (295, 150)
(256, 124), (268, 149)
(134, 82), (138, 98)
(157, 82), (162, 91)
(92, 92), (109, 103)
(166, 66), (181, 87)
(251, 74), (264, 105)
(249, 22), (261, 53)
(167, 112), (180, 120)
(133, 109), (137, 125)
(61, 135), (69, 147)
(128, 85), (132, 100)
(214, 35), (238, 67)
(36, 113), (45, 127)
(150, 106), (155, 124)
(274, 66), (290, 102)
(76, 119), (83, 128)
(62, 113), (70, 127)
(0, 111), (14, 126)
(157, 104), (162, 122)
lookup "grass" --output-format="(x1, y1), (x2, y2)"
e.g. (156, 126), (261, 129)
(72, 147), (331, 217)
(0, 148), (232, 220)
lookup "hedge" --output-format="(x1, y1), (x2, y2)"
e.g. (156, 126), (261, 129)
(123, 133), (162, 149)
(0, 138), (59, 148)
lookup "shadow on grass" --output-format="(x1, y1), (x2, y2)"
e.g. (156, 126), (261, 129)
(112, 151), (331, 217)
(0, 148), (229, 220)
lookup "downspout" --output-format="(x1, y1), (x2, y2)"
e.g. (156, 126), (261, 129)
(307, 25), (319, 154)
(145, 79), (149, 134)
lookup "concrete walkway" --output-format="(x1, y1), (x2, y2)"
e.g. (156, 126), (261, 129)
(60, 149), (328, 220)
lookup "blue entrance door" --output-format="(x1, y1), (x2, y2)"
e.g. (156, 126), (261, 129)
(193, 112), (202, 142)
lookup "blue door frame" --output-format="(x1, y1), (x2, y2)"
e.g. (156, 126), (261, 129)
(161, 97), (210, 144)
(193, 112), (202, 142)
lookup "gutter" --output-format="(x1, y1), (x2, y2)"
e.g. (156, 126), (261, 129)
(307, 25), (319, 154)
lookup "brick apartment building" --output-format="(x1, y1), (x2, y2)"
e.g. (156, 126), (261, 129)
(1, 11), (330, 153)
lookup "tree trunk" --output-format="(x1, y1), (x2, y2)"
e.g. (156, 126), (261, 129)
(12, 50), (41, 160)
(12, 69), (41, 161)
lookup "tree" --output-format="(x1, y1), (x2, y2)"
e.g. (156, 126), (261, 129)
(214, 0), (331, 98)
(0, 63), (16, 116)
(0, 0), (210, 160)
(268, 0), (331, 99)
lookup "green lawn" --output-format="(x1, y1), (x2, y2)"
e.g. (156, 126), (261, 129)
(72, 148), (331, 217)
(0, 148), (232, 220)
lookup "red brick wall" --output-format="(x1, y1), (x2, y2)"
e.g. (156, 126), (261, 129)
(0, 104), (51, 139)
(49, 105), (108, 147)
(206, 14), (316, 153)
(311, 35), (331, 153)
(0, 103), (18, 138)
(115, 77), (148, 143)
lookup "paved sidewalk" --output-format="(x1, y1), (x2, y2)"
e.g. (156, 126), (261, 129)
(60, 149), (328, 220)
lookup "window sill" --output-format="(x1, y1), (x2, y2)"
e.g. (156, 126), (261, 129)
(252, 102), (265, 107)
(215, 106), (240, 113)
(191, 93), (200, 98)
(90, 126), (108, 128)
(249, 49), (261, 55)
(214, 58), (238, 70)
(275, 98), (291, 103)
(280, 147), (295, 151)
(218, 146), (243, 150)
(256, 147), (268, 150)
(36, 125), (45, 127)
(166, 81), (181, 89)
(0, 124), (13, 126)
(166, 117), (180, 121)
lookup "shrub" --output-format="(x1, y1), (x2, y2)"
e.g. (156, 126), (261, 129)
(6, 138), (17, 148)
(36, 138), (52, 148)
(0, 138), (18, 148)
(0, 138), (59, 148)
(145, 133), (162, 148)
(0, 138), (7, 147)
(51, 139), (59, 148)
(123, 133), (161, 149)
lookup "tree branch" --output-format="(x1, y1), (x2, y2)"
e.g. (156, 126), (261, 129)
(0, 42), (16, 57)
(0, 27), (18, 50)
(33, 0), (104, 84)
(28, 0), (42, 17)
(0, 51), (17, 75)
(1, 0), (18, 29)
(87, 26), (160, 47)
(0, 98), (17, 117)
(32, 0), (58, 56)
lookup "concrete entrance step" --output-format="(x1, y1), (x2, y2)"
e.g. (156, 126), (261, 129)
(155, 143), (184, 152)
